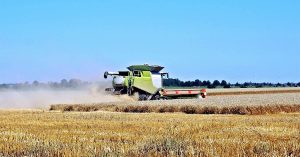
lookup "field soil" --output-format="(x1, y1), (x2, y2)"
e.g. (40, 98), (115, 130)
(207, 87), (300, 96)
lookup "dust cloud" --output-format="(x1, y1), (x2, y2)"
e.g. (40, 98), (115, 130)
(0, 83), (126, 109)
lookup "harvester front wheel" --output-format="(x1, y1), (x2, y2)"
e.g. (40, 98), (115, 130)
(152, 95), (160, 100)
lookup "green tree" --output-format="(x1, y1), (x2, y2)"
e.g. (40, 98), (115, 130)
(194, 79), (201, 86)
(212, 80), (221, 87)
(221, 80), (227, 87)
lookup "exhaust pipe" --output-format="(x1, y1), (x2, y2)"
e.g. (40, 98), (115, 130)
(103, 71), (121, 79)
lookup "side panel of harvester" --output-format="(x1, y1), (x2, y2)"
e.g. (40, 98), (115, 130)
(130, 71), (158, 95)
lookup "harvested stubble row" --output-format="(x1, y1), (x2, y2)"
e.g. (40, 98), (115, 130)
(207, 87), (300, 96)
(50, 93), (300, 115)
(208, 87), (300, 92)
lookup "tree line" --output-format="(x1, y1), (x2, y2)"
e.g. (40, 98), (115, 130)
(0, 79), (90, 90)
(1, 78), (300, 90)
(163, 78), (300, 88)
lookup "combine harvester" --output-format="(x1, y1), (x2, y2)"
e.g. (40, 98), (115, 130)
(104, 64), (206, 101)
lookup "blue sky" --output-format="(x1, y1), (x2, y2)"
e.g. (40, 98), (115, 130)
(0, 0), (299, 83)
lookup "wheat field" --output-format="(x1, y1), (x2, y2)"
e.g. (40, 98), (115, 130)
(0, 110), (299, 156)
(2, 88), (300, 156)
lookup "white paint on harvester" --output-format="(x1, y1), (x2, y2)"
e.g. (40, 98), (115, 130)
(151, 73), (162, 89)
(113, 76), (125, 86)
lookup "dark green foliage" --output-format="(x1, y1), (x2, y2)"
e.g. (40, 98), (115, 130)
(221, 80), (227, 86)
(212, 80), (221, 87)
(163, 78), (299, 88)
(0, 78), (299, 90)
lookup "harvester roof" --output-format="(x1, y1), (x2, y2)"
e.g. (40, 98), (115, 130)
(127, 64), (164, 72)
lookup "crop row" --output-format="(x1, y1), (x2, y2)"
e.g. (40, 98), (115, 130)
(50, 93), (300, 115)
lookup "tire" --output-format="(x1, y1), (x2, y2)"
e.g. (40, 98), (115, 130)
(133, 92), (148, 101)
(152, 95), (160, 100)
(139, 94), (148, 101)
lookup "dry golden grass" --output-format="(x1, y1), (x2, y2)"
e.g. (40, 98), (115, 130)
(50, 93), (300, 115)
(0, 110), (299, 156)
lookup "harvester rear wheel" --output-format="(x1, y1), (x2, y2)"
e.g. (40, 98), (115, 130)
(139, 94), (148, 101)
(133, 92), (148, 101)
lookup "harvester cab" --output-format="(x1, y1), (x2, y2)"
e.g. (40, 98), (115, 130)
(104, 64), (206, 101)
